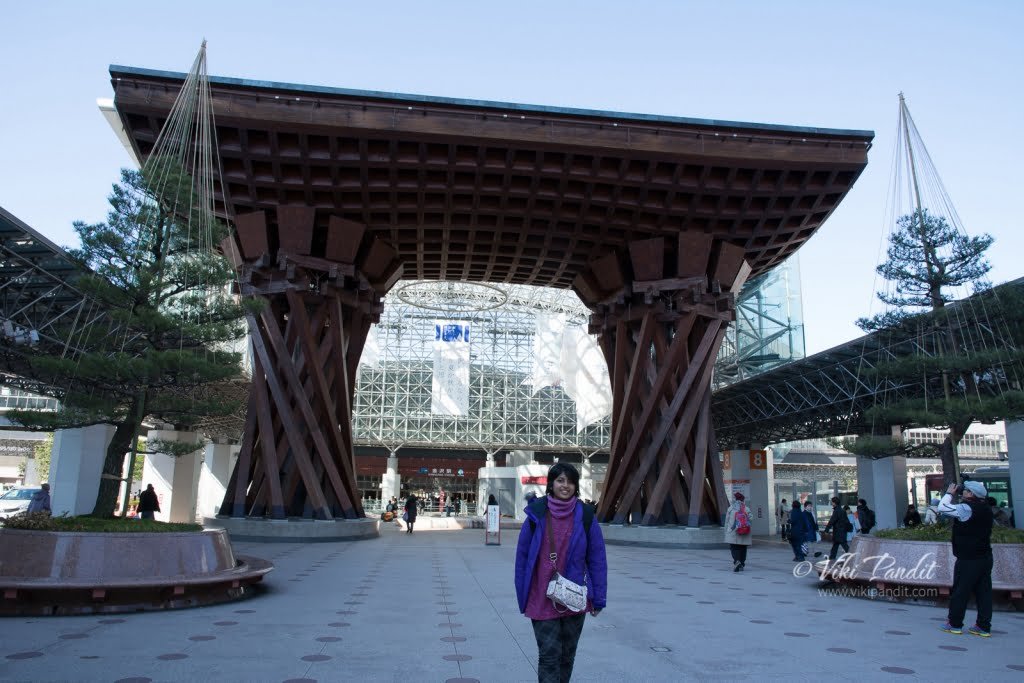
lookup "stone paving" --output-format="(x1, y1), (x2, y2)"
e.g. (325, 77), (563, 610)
(1, 522), (1023, 682)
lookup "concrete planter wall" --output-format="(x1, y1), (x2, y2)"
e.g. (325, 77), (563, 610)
(0, 528), (272, 615)
(829, 535), (1023, 599)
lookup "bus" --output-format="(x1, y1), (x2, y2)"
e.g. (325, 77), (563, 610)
(924, 466), (1013, 511)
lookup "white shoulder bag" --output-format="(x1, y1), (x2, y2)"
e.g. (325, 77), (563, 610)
(544, 510), (588, 613)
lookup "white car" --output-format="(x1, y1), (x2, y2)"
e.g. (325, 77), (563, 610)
(0, 486), (42, 520)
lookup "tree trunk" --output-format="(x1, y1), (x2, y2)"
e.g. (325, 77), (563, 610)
(90, 418), (139, 517)
(938, 418), (973, 487)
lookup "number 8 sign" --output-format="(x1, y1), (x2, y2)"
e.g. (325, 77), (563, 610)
(749, 450), (767, 469)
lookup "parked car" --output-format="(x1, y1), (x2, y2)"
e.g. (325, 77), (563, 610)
(0, 486), (42, 520)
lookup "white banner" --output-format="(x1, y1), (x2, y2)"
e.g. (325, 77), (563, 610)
(560, 326), (613, 432)
(431, 320), (471, 415)
(529, 313), (565, 394)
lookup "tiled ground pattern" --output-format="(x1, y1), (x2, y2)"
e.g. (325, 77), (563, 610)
(1, 526), (1022, 682)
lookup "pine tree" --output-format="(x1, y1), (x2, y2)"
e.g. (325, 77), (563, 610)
(855, 209), (1024, 483)
(9, 159), (253, 516)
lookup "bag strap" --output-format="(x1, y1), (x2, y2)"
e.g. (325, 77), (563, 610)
(545, 510), (559, 569)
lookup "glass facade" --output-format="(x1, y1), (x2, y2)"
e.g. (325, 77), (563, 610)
(714, 256), (805, 390)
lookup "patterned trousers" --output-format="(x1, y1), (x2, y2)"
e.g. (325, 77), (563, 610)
(531, 613), (586, 683)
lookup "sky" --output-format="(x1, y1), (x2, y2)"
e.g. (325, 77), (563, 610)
(2, 1), (1021, 356)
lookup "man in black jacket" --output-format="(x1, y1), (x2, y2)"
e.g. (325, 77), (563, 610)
(938, 480), (994, 637)
(823, 496), (851, 561)
(137, 484), (160, 520)
(856, 499), (875, 534)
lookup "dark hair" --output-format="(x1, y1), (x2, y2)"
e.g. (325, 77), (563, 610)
(831, 496), (840, 505)
(858, 499), (867, 506)
(803, 500), (813, 507)
(843, 505), (851, 512)
(546, 463), (580, 496)
(791, 501), (801, 510)
(488, 494), (497, 506)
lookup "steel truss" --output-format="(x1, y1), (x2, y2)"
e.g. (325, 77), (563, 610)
(712, 278), (1024, 447)
(353, 281), (609, 453)
(0, 206), (145, 396)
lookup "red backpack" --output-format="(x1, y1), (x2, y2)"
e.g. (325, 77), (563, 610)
(735, 505), (751, 535)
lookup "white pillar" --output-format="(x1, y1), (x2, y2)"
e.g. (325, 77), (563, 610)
(197, 441), (238, 519)
(1005, 421), (1024, 529)
(856, 456), (908, 531)
(381, 452), (401, 502)
(143, 429), (204, 523)
(50, 424), (116, 517)
(722, 448), (774, 533)
(579, 455), (595, 502)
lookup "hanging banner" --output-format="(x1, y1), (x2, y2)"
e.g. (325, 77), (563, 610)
(528, 313), (565, 394)
(560, 326), (613, 431)
(432, 320), (471, 415)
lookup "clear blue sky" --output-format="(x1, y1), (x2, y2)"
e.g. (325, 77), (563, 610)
(2, 1), (1021, 355)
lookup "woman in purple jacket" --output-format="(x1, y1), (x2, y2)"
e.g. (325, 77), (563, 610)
(515, 463), (608, 683)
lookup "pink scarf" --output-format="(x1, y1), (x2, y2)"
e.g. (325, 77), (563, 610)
(525, 496), (581, 620)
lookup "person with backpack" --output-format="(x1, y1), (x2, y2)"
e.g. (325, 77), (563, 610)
(823, 496), (852, 561)
(515, 463), (608, 682)
(857, 499), (876, 534)
(725, 491), (753, 572)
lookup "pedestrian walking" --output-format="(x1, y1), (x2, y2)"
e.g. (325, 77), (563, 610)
(938, 481), (994, 638)
(404, 494), (418, 533)
(844, 505), (860, 542)
(777, 498), (789, 540)
(803, 500), (823, 559)
(137, 484), (160, 520)
(823, 496), (851, 560)
(725, 491), (752, 572)
(515, 463), (607, 683)
(788, 501), (808, 561)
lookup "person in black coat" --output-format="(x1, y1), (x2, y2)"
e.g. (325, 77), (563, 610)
(404, 495), (418, 534)
(904, 504), (923, 528)
(857, 499), (875, 534)
(823, 496), (851, 560)
(788, 501), (808, 561)
(137, 484), (160, 520)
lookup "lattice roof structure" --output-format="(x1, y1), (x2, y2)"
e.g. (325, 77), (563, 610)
(109, 66), (872, 288)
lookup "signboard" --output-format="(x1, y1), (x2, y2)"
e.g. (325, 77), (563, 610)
(521, 476), (547, 485)
(749, 450), (768, 470)
(418, 467), (465, 477)
(431, 320), (470, 415)
(485, 504), (501, 546)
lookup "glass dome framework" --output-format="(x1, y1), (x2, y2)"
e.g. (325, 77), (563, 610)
(352, 281), (610, 453)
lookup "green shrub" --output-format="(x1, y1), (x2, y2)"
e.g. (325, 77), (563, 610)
(875, 525), (1024, 544)
(0, 512), (201, 533)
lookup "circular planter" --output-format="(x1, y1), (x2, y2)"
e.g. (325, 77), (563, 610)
(0, 528), (272, 616)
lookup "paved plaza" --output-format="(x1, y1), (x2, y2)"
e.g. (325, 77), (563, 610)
(1, 522), (1022, 682)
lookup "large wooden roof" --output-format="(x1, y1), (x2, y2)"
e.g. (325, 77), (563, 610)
(110, 66), (873, 288)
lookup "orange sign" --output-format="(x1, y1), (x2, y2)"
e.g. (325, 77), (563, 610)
(749, 450), (767, 470)
(722, 452), (732, 470)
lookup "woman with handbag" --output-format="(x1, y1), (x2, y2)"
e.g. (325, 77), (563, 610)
(724, 491), (752, 571)
(514, 463), (608, 683)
